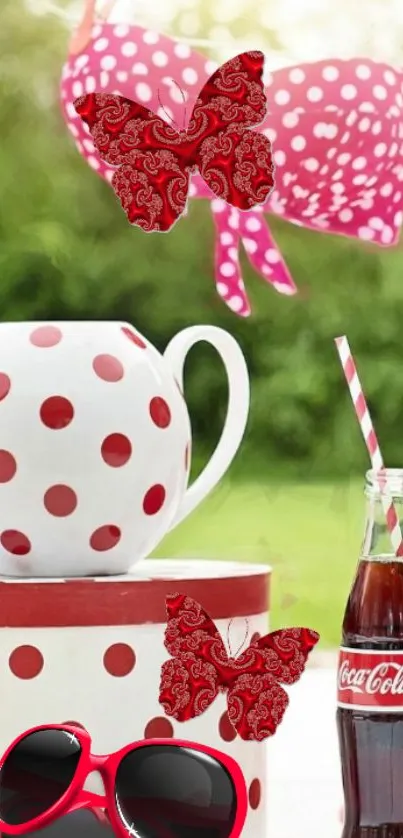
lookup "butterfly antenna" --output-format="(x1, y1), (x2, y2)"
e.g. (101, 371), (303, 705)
(227, 618), (234, 657)
(171, 80), (187, 129)
(233, 619), (250, 658)
(157, 89), (178, 129)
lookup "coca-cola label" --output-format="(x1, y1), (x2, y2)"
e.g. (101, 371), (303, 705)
(337, 647), (403, 710)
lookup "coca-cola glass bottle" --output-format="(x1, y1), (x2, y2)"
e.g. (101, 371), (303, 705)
(337, 469), (403, 838)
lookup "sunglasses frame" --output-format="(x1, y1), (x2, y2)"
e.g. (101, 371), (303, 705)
(0, 724), (247, 838)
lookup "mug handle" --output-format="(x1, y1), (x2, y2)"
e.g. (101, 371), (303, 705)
(163, 325), (250, 531)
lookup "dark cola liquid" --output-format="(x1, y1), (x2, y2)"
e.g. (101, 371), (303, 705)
(337, 558), (403, 838)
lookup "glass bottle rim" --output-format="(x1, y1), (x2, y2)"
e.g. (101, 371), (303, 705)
(365, 468), (403, 497)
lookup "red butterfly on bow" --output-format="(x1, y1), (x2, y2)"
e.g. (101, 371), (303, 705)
(159, 594), (320, 742)
(73, 51), (274, 233)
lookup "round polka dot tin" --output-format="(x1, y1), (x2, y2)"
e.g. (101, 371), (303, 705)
(0, 320), (249, 578)
(0, 559), (270, 837)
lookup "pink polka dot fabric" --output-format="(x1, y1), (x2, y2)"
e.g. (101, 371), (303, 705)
(61, 27), (403, 316)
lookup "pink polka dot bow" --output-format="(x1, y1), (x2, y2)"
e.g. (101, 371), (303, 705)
(61, 10), (403, 316)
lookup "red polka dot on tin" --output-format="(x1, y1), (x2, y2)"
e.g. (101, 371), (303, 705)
(143, 484), (166, 515)
(90, 525), (121, 551)
(1, 529), (31, 555)
(149, 396), (171, 428)
(93, 354), (124, 382)
(249, 778), (262, 810)
(9, 645), (44, 679)
(29, 325), (62, 347)
(101, 433), (132, 467)
(219, 712), (237, 742)
(144, 717), (174, 739)
(0, 373), (11, 401)
(44, 485), (78, 517)
(103, 643), (136, 676)
(121, 325), (147, 348)
(0, 450), (17, 483)
(40, 396), (74, 429)
(62, 720), (87, 731)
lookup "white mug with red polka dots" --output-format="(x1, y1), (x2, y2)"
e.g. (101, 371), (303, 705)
(0, 321), (249, 577)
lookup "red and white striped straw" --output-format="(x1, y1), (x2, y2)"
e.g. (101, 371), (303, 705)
(335, 335), (403, 557)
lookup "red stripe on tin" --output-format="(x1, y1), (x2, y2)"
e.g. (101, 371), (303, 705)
(0, 573), (270, 627)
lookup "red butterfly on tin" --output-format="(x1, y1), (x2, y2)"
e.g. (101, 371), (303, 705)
(159, 594), (320, 742)
(73, 51), (275, 233)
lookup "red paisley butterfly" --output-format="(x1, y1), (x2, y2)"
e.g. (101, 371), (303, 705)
(73, 51), (274, 233)
(159, 594), (320, 742)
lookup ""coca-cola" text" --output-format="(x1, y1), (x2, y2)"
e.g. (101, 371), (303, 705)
(337, 649), (403, 709)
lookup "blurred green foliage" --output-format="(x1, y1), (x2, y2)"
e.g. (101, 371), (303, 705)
(2, 1), (403, 480)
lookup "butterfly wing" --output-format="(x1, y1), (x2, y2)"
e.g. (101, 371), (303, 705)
(227, 671), (289, 741)
(74, 93), (190, 232)
(159, 594), (228, 722)
(226, 627), (319, 741)
(187, 52), (274, 210)
(255, 627), (320, 685)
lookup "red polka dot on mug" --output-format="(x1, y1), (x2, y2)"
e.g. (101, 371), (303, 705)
(90, 524), (121, 551)
(121, 325), (147, 348)
(149, 396), (171, 428)
(0, 450), (17, 483)
(1, 529), (31, 555)
(30, 325), (63, 348)
(101, 433), (132, 467)
(0, 373), (11, 401)
(40, 396), (74, 429)
(143, 484), (166, 515)
(44, 485), (78, 517)
(93, 354), (124, 382)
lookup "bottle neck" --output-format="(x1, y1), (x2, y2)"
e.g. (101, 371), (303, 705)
(362, 469), (403, 561)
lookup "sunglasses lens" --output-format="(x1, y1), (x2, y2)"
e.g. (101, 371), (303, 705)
(0, 729), (82, 826)
(115, 744), (237, 838)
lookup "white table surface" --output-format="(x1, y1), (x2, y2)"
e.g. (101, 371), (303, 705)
(268, 665), (343, 838)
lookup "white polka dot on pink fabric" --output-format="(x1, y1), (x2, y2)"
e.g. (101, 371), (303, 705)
(132, 63), (148, 75)
(72, 81), (83, 98)
(282, 113), (299, 129)
(220, 263), (236, 277)
(356, 64), (372, 80)
(85, 76), (97, 93)
(135, 83), (152, 103)
(93, 37), (109, 52)
(274, 150), (286, 166)
(113, 24), (130, 37)
(245, 217), (262, 233)
(101, 55), (117, 71)
(143, 30), (160, 45)
(182, 67), (198, 85)
(307, 86), (324, 102)
(322, 65), (339, 81)
(274, 89), (291, 106)
(288, 68), (305, 84)
(174, 42), (191, 59)
(291, 135), (306, 151)
(373, 85), (387, 100)
(152, 51), (169, 67)
(121, 41), (137, 57)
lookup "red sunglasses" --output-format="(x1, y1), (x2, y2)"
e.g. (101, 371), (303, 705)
(0, 724), (247, 838)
